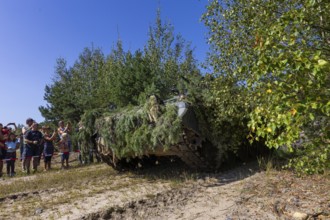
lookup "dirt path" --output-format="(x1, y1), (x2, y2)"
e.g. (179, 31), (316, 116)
(82, 162), (260, 220)
(88, 165), (253, 220)
(82, 162), (329, 220)
(0, 161), (329, 220)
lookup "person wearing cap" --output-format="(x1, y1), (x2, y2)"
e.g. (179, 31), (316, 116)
(23, 122), (43, 174)
(21, 118), (34, 172)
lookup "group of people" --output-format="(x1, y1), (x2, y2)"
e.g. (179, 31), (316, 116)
(0, 118), (72, 177)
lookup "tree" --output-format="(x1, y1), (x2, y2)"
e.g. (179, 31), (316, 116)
(143, 10), (201, 100)
(70, 47), (106, 111)
(104, 11), (202, 107)
(40, 47), (106, 124)
(104, 43), (154, 107)
(40, 10), (201, 125)
(39, 58), (82, 123)
(203, 0), (330, 173)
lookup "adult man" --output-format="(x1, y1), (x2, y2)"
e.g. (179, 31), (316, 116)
(23, 122), (43, 174)
(21, 118), (34, 172)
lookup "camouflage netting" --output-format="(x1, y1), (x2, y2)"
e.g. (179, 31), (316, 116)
(95, 99), (182, 159)
(77, 96), (231, 169)
(192, 105), (225, 165)
(77, 109), (102, 162)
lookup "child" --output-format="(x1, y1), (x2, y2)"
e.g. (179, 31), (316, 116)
(58, 133), (70, 169)
(42, 126), (57, 171)
(57, 121), (72, 151)
(5, 133), (19, 177)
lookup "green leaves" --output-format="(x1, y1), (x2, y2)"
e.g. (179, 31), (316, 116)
(95, 102), (182, 158)
(203, 0), (330, 174)
(41, 11), (201, 125)
(318, 59), (328, 67)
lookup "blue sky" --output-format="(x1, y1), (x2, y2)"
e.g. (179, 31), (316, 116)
(0, 0), (209, 126)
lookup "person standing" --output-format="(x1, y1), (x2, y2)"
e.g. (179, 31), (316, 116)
(22, 118), (34, 172)
(23, 122), (43, 174)
(58, 121), (72, 151)
(42, 126), (56, 171)
(0, 123), (8, 177)
(58, 133), (70, 169)
(5, 133), (19, 177)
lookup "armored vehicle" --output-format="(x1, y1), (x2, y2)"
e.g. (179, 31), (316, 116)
(93, 95), (218, 170)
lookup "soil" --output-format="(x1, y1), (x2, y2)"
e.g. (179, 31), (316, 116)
(0, 160), (329, 220)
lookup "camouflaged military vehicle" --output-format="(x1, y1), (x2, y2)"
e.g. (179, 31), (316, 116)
(93, 95), (218, 170)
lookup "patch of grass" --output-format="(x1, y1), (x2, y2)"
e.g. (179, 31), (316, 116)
(12, 197), (39, 218)
(0, 163), (115, 198)
(0, 167), (149, 218)
(145, 194), (156, 199)
(257, 156), (275, 175)
(0, 155), (202, 219)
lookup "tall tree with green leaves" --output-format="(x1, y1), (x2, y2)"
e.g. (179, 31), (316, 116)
(203, 0), (330, 173)
(104, 11), (202, 107)
(70, 47), (106, 111)
(104, 42), (154, 107)
(143, 10), (201, 100)
(41, 10), (201, 124)
(39, 58), (82, 123)
(40, 47), (106, 124)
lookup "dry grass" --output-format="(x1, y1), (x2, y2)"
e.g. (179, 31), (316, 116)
(0, 163), (117, 198)
(0, 163), (157, 219)
(0, 156), (195, 219)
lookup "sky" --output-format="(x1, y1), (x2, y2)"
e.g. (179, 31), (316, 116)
(0, 0), (209, 126)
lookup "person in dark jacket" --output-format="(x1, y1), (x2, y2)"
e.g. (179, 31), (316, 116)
(42, 126), (57, 171)
(23, 123), (43, 174)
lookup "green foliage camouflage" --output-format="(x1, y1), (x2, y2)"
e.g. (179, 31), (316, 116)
(95, 100), (182, 158)
(78, 94), (230, 169)
(77, 109), (102, 162)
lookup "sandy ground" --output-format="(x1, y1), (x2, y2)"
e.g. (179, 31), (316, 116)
(83, 163), (330, 220)
(0, 160), (329, 220)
